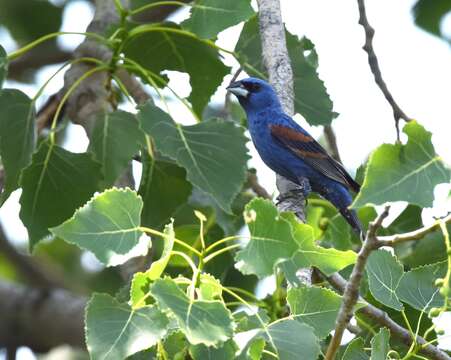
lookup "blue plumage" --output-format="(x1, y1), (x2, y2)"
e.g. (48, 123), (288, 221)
(227, 77), (362, 234)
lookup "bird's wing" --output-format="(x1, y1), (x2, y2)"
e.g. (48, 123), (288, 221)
(270, 124), (360, 192)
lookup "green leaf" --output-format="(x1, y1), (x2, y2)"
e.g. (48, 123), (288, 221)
(124, 23), (229, 115)
(366, 250), (404, 311)
(237, 199), (356, 278)
(235, 198), (299, 278)
(321, 213), (353, 251)
(0, 45), (7, 87)
(284, 212), (357, 276)
(396, 261), (447, 312)
(86, 293), (169, 360)
(189, 340), (237, 360)
(265, 320), (320, 360)
(50, 188), (149, 266)
(353, 121), (450, 208)
(287, 286), (363, 339)
(20, 142), (101, 250)
(151, 278), (234, 346)
(89, 111), (144, 187)
(371, 327), (390, 360)
(235, 16), (337, 125)
(0, 89), (36, 204)
(182, 0), (255, 39)
(413, 0), (451, 42)
(198, 273), (222, 300)
(163, 331), (188, 359)
(138, 103), (248, 212)
(138, 154), (191, 229)
(342, 337), (369, 360)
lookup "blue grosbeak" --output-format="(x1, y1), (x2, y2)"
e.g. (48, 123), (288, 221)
(227, 77), (362, 234)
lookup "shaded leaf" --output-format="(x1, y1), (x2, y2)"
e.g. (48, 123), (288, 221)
(397, 261), (447, 312)
(353, 121), (450, 208)
(138, 103), (248, 212)
(265, 319), (320, 360)
(151, 278), (234, 346)
(370, 328), (390, 360)
(342, 337), (369, 360)
(413, 0), (451, 42)
(86, 293), (169, 360)
(321, 213), (353, 251)
(189, 339), (237, 360)
(182, 0), (255, 39)
(125, 23), (229, 115)
(89, 111), (144, 187)
(20, 142), (101, 250)
(51, 188), (149, 266)
(0, 89), (36, 204)
(287, 286), (363, 339)
(366, 250), (404, 311)
(138, 153), (191, 229)
(235, 16), (337, 125)
(0, 45), (6, 87)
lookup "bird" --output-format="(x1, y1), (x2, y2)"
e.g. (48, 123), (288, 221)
(227, 77), (363, 235)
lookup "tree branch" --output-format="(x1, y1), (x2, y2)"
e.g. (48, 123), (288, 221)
(0, 224), (65, 289)
(256, 0), (307, 222)
(326, 272), (451, 360)
(357, 0), (412, 140)
(378, 213), (451, 248)
(0, 280), (85, 352)
(325, 206), (390, 360)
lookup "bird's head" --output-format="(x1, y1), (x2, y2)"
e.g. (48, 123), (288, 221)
(226, 77), (281, 113)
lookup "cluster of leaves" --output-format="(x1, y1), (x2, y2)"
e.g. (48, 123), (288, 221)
(0, 0), (450, 359)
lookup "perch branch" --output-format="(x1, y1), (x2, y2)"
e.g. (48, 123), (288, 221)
(323, 124), (342, 163)
(326, 272), (451, 360)
(325, 206), (390, 360)
(357, 0), (412, 140)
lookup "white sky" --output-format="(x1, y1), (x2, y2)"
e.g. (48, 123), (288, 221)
(0, 0), (450, 357)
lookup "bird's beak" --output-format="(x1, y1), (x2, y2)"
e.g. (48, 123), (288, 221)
(226, 81), (249, 98)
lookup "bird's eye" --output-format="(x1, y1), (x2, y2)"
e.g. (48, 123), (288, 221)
(249, 83), (261, 92)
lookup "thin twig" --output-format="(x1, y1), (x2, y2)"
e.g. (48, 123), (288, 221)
(357, 0), (411, 141)
(323, 124), (342, 163)
(378, 213), (451, 248)
(325, 206), (390, 360)
(326, 272), (451, 360)
(247, 171), (272, 199)
(224, 67), (243, 115)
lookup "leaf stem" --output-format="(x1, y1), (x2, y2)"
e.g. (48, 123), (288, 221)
(205, 235), (241, 253)
(140, 226), (202, 257)
(203, 244), (241, 264)
(130, 1), (189, 16)
(7, 32), (109, 60)
(49, 65), (109, 144)
(170, 251), (197, 274)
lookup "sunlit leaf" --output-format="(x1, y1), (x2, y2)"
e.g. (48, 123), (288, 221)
(182, 0), (254, 39)
(51, 188), (149, 266)
(89, 110), (144, 187)
(353, 121), (450, 208)
(151, 277), (234, 346)
(366, 250), (404, 311)
(0, 89), (36, 204)
(86, 293), (169, 360)
(20, 141), (101, 250)
(138, 102), (248, 212)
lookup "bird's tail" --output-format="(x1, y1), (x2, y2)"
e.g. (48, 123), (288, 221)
(339, 207), (363, 239)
